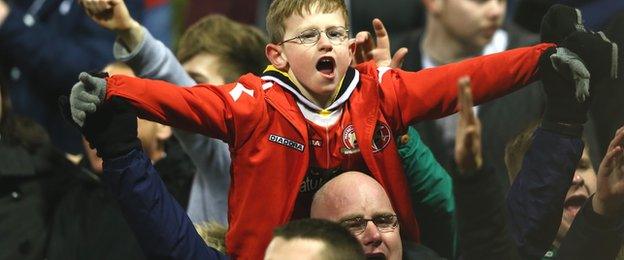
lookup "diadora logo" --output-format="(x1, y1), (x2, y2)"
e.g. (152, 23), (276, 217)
(341, 122), (392, 154)
(269, 134), (305, 152)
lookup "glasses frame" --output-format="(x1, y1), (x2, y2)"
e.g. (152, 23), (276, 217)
(278, 26), (350, 46)
(339, 214), (399, 236)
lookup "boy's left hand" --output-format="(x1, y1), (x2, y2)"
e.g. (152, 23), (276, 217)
(354, 18), (408, 69)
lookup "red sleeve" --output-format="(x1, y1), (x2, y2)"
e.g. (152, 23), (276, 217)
(105, 74), (266, 148)
(377, 43), (555, 129)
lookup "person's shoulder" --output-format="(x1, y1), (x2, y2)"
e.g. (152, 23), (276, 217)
(504, 23), (540, 49)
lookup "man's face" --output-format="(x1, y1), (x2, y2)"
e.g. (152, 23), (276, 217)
(182, 53), (226, 85)
(264, 237), (326, 260)
(436, 0), (506, 49)
(311, 174), (402, 260)
(557, 148), (597, 244)
(279, 5), (354, 103)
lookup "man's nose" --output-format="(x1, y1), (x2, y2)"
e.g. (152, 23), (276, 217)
(360, 221), (382, 247)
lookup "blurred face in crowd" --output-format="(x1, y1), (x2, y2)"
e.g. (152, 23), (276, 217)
(310, 172), (402, 260)
(182, 53), (226, 85)
(137, 118), (171, 161)
(266, 4), (355, 106)
(264, 237), (327, 260)
(556, 148), (597, 246)
(430, 0), (506, 50)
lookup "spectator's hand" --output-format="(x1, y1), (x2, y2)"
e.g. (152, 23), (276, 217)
(79, 0), (137, 32)
(454, 76), (483, 174)
(69, 72), (107, 127)
(593, 126), (624, 216)
(354, 18), (408, 69)
(0, 0), (9, 26)
(61, 96), (140, 158)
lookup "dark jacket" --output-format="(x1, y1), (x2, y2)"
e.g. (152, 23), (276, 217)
(103, 148), (226, 260)
(0, 0), (142, 153)
(452, 164), (521, 260)
(0, 116), (75, 260)
(0, 115), (147, 259)
(556, 196), (624, 260)
(507, 127), (584, 259)
(45, 167), (146, 260)
(154, 137), (196, 210)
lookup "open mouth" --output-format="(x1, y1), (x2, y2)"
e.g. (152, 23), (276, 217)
(316, 57), (336, 77)
(366, 253), (387, 260)
(564, 194), (588, 217)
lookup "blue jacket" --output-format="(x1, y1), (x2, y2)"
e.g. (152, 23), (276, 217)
(506, 127), (584, 259)
(0, 0), (142, 153)
(103, 148), (227, 259)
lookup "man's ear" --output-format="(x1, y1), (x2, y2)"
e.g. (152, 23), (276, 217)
(266, 43), (289, 70)
(155, 124), (172, 142)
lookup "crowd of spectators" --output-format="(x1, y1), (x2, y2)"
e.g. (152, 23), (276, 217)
(2, 0), (624, 259)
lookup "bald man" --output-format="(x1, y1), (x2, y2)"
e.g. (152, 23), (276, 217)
(310, 171), (442, 260)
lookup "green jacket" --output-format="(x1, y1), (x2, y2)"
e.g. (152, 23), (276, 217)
(398, 127), (457, 259)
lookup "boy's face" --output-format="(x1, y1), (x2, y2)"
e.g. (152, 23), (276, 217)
(276, 7), (354, 103)
(436, 0), (506, 49)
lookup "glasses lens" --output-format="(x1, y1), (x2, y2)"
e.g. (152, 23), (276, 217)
(341, 217), (367, 234)
(327, 27), (348, 41)
(373, 215), (398, 232)
(299, 29), (320, 44)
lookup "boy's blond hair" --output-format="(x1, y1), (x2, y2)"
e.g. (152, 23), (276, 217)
(177, 15), (268, 82)
(266, 0), (349, 44)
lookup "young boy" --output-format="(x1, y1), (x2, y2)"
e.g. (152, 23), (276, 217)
(70, 0), (614, 258)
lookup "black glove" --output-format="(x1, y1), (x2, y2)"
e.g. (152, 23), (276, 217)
(540, 4), (622, 85)
(540, 4), (586, 44)
(59, 96), (141, 158)
(560, 31), (622, 84)
(539, 47), (589, 136)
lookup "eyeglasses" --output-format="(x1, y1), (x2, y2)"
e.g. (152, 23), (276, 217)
(279, 26), (349, 45)
(339, 214), (399, 235)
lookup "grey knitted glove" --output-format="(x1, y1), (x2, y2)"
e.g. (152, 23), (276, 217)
(549, 47), (590, 102)
(70, 72), (107, 127)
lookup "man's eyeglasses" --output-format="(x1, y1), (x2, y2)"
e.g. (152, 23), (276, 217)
(339, 214), (399, 235)
(279, 26), (349, 45)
